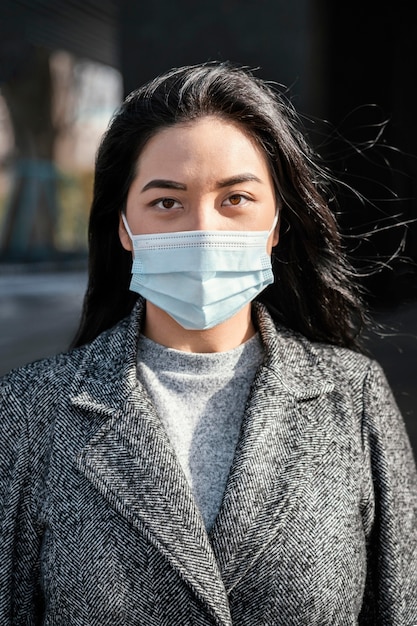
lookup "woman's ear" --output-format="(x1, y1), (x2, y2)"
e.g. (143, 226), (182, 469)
(268, 213), (280, 252)
(118, 213), (133, 252)
(272, 217), (280, 248)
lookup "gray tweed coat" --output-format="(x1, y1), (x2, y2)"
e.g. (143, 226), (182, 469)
(1, 299), (416, 625)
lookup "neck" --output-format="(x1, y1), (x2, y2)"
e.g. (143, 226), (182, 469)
(143, 301), (256, 353)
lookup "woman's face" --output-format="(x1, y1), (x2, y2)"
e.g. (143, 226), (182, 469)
(119, 116), (279, 252)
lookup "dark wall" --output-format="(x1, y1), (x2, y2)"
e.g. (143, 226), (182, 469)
(0, 0), (118, 74)
(119, 0), (313, 108)
(321, 1), (417, 305)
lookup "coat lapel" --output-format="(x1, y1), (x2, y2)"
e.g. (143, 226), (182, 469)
(71, 300), (232, 626)
(70, 298), (336, 621)
(209, 302), (335, 593)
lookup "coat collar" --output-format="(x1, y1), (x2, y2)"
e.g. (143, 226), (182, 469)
(72, 298), (335, 624)
(70, 298), (333, 410)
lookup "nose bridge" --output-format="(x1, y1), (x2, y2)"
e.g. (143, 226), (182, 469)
(190, 197), (216, 231)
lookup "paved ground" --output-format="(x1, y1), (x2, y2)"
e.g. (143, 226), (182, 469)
(0, 270), (87, 374)
(1, 269), (416, 460)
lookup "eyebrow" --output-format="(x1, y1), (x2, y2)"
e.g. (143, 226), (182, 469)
(140, 173), (263, 193)
(141, 179), (187, 192)
(216, 174), (263, 188)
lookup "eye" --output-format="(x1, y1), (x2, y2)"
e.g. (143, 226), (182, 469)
(152, 198), (183, 210)
(223, 194), (250, 207)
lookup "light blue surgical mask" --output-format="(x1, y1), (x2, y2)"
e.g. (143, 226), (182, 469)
(122, 213), (278, 330)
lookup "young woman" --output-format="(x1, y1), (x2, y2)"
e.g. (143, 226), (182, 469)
(1, 62), (416, 625)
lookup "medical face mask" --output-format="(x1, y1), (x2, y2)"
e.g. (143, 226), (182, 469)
(121, 213), (278, 330)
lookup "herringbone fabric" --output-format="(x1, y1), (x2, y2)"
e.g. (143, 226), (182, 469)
(0, 299), (416, 625)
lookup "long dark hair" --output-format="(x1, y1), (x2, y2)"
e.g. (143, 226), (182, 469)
(71, 61), (366, 350)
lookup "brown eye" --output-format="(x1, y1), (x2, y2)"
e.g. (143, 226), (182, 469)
(161, 198), (176, 209)
(152, 198), (182, 210)
(228, 194), (242, 206)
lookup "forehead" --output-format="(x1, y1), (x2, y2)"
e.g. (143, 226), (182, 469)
(135, 116), (270, 177)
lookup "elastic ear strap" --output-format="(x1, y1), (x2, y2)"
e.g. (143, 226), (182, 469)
(268, 210), (279, 236)
(121, 212), (134, 240)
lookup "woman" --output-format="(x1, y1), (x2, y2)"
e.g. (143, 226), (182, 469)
(1, 62), (416, 625)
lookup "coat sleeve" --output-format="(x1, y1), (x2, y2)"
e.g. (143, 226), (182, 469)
(359, 360), (417, 625)
(0, 378), (42, 624)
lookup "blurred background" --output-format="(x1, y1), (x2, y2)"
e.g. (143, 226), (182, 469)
(0, 0), (416, 458)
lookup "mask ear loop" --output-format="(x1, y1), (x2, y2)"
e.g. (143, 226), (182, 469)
(121, 212), (134, 241)
(268, 210), (279, 236)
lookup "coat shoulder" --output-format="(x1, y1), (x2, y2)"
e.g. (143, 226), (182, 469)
(276, 321), (382, 388)
(0, 314), (132, 409)
(313, 340), (379, 381)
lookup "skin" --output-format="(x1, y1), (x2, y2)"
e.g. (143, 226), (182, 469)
(119, 116), (279, 353)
